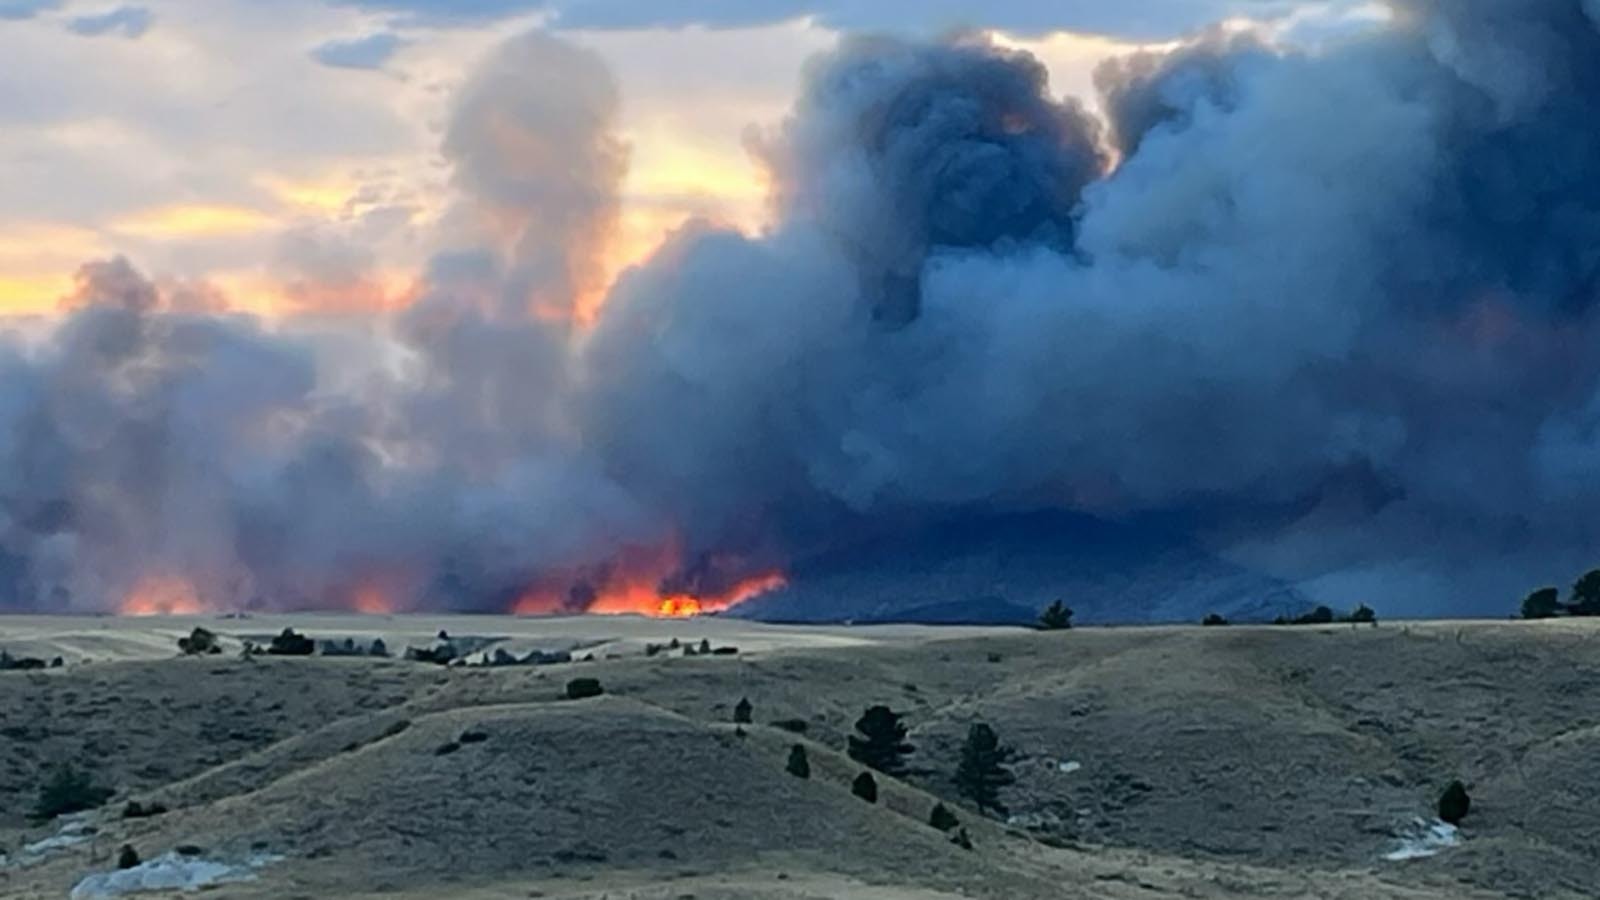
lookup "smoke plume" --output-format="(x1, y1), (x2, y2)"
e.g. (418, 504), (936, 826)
(7, 0), (1600, 615)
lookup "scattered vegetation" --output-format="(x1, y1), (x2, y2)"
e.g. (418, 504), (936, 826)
(1202, 613), (1228, 626)
(848, 705), (913, 775)
(1514, 569), (1600, 618)
(122, 800), (168, 820)
(1273, 604), (1379, 626)
(566, 677), (604, 700)
(1439, 780), (1471, 825)
(929, 802), (960, 832)
(266, 628), (315, 656)
(733, 697), (752, 725)
(33, 762), (114, 820)
(177, 627), (220, 655)
(785, 745), (810, 779)
(1037, 600), (1074, 630)
(405, 644), (458, 665)
(851, 771), (878, 803)
(955, 723), (1016, 815)
(0, 650), (48, 671)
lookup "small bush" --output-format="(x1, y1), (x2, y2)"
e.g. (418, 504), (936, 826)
(698, 638), (712, 655)
(733, 697), (752, 725)
(566, 677), (604, 700)
(949, 828), (974, 851)
(33, 763), (114, 820)
(1202, 613), (1228, 627)
(177, 627), (221, 656)
(785, 745), (810, 779)
(117, 844), (140, 870)
(851, 771), (878, 803)
(929, 802), (960, 832)
(1037, 600), (1073, 631)
(459, 729), (489, 744)
(369, 638), (389, 657)
(435, 741), (461, 756)
(771, 718), (808, 734)
(1438, 780), (1471, 825)
(266, 628), (315, 656)
(1348, 604), (1378, 625)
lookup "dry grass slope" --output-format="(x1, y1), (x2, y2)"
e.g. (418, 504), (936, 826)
(0, 617), (1593, 898)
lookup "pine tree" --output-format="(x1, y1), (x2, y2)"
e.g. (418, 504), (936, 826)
(929, 802), (960, 832)
(955, 723), (1016, 815)
(733, 697), (752, 724)
(1037, 600), (1074, 630)
(847, 706), (913, 775)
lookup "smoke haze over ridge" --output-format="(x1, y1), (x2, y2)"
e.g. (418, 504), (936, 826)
(6, 0), (1600, 616)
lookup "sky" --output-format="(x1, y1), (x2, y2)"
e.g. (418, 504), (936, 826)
(0, 0), (1371, 320)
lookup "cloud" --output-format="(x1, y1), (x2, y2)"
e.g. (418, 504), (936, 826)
(67, 5), (152, 38)
(324, 0), (548, 26)
(0, 0), (57, 20)
(324, 0), (1327, 40)
(311, 32), (406, 70)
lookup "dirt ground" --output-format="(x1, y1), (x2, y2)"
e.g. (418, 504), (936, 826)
(0, 615), (1594, 898)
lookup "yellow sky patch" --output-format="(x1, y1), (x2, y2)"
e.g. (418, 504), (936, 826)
(110, 204), (279, 239)
(256, 174), (360, 215)
(0, 273), (72, 316)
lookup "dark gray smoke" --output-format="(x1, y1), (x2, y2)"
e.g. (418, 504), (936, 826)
(8, 1), (1600, 615)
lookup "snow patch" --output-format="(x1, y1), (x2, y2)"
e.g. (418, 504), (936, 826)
(1384, 818), (1460, 861)
(1057, 760), (1082, 774)
(9, 816), (97, 865)
(69, 852), (280, 897)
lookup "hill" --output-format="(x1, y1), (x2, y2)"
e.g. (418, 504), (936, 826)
(0, 615), (1594, 899)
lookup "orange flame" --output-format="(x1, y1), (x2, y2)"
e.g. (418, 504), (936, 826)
(351, 584), (395, 615)
(120, 575), (207, 616)
(514, 568), (787, 618)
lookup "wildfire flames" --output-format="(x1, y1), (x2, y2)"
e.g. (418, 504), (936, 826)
(516, 569), (788, 618)
(117, 563), (787, 619)
(120, 575), (206, 616)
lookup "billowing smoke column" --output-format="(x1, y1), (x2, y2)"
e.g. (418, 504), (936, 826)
(6, 0), (1600, 616)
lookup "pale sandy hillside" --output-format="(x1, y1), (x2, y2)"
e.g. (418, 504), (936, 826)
(0, 616), (1594, 899)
